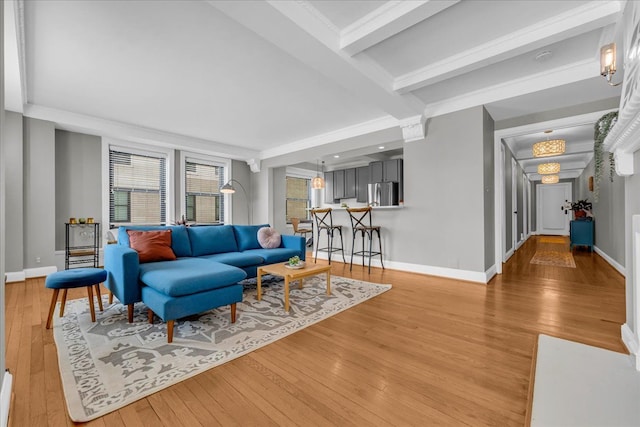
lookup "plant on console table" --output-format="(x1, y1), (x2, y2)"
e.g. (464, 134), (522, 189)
(571, 199), (593, 221)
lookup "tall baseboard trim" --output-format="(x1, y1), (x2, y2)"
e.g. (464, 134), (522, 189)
(621, 324), (640, 370)
(504, 248), (515, 262)
(313, 252), (490, 283)
(593, 246), (626, 277)
(4, 272), (25, 283)
(1, 371), (13, 427)
(24, 266), (57, 278)
(485, 265), (497, 282)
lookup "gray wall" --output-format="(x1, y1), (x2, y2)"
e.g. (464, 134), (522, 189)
(5, 112), (23, 271)
(576, 158), (625, 266)
(397, 106), (492, 272)
(271, 166), (287, 233)
(54, 130), (102, 250)
(230, 160), (252, 225)
(24, 118), (56, 268)
(251, 167), (272, 226)
(483, 107), (495, 270)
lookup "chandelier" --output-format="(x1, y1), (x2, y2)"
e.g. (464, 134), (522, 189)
(532, 139), (565, 157)
(537, 162), (561, 175)
(541, 175), (559, 184)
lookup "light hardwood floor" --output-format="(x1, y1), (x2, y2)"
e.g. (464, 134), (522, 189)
(6, 236), (626, 426)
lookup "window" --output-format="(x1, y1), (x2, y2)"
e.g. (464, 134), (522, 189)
(185, 160), (225, 224)
(286, 176), (310, 223)
(109, 149), (167, 226)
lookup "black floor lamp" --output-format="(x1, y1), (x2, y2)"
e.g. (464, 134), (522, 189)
(221, 179), (252, 224)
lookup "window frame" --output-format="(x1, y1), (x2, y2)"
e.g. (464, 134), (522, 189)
(102, 139), (174, 231)
(285, 168), (315, 224)
(179, 152), (231, 225)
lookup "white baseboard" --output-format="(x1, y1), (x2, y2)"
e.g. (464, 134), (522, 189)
(24, 266), (57, 278)
(516, 239), (525, 250)
(485, 264), (497, 282)
(593, 246), (626, 277)
(621, 324), (640, 370)
(504, 247), (515, 262)
(313, 252), (490, 284)
(4, 272), (25, 283)
(1, 371), (12, 427)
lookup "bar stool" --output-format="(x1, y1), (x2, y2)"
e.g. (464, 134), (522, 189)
(45, 267), (108, 329)
(346, 207), (384, 273)
(311, 208), (345, 264)
(292, 217), (313, 248)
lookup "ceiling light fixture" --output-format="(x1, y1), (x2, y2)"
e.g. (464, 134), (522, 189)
(533, 138), (565, 158)
(537, 162), (561, 175)
(378, 146), (385, 150)
(334, 155), (340, 158)
(600, 43), (621, 87)
(311, 160), (325, 190)
(541, 175), (559, 184)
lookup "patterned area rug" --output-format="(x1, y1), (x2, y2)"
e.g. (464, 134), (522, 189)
(530, 251), (576, 268)
(539, 236), (568, 244)
(52, 275), (391, 422)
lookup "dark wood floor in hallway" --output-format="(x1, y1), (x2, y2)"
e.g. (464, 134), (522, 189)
(5, 236), (626, 426)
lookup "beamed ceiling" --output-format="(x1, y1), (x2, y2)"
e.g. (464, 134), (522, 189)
(4, 0), (624, 177)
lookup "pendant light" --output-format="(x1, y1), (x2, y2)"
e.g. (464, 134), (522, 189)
(311, 160), (325, 189)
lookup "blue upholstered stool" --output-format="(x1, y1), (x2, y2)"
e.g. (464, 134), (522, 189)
(45, 268), (108, 329)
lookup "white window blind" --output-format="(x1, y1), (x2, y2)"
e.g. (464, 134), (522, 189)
(185, 160), (225, 224)
(286, 176), (310, 222)
(109, 149), (167, 226)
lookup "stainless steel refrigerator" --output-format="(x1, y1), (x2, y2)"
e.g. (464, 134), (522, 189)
(367, 182), (399, 206)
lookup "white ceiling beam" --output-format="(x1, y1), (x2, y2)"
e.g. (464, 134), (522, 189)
(394, 1), (622, 94)
(210, 1), (424, 123)
(424, 59), (600, 120)
(340, 0), (460, 56)
(529, 170), (582, 181)
(523, 160), (589, 174)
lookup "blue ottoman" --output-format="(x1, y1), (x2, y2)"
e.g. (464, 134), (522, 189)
(45, 268), (108, 329)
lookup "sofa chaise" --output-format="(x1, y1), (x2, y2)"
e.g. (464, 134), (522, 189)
(104, 224), (305, 342)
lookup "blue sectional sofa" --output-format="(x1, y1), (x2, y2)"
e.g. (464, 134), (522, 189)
(104, 224), (305, 342)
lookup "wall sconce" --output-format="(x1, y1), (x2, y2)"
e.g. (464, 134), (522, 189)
(600, 43), (621, 87)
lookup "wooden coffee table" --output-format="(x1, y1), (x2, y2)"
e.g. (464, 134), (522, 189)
(257, 262), (331, 312)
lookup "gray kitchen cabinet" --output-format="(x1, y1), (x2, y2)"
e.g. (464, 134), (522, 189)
(344, 168), (356, 199)
(324, 171), (337, 203)
(369, 161), (383, 184)
(383, 159), (403, 201)
(356, 166), (369, 203)
(333, 169), (345, 200)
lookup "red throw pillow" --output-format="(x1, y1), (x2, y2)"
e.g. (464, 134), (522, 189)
(126, 230), (176, 263)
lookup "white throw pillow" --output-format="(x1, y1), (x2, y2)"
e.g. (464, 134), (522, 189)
(257, 227), (281, 249)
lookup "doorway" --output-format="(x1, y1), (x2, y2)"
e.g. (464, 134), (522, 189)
(536, 182), (571, 235)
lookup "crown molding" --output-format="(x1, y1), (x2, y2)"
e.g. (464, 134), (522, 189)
(394, 1), (621, 94)
(399, 114), (426, 142)
(423, 59), (600, 120)
(23, 104), (260, 161)
(260, 115), (398, 160)
(340, 0), (459, 56)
